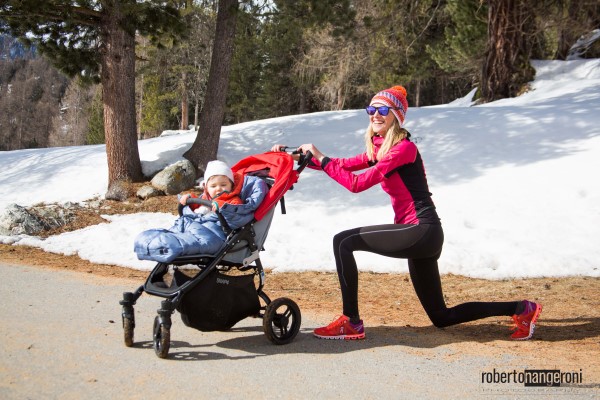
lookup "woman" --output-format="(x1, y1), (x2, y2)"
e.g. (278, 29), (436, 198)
(271, 85), (542, 341)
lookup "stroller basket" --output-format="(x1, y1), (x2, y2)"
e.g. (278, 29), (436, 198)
(176, 269), (260, 331)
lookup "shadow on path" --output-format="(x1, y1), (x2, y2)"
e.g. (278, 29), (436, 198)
(133, 316), (600, 361)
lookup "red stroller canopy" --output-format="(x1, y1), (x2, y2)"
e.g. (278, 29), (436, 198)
(232, 152), (299, 221)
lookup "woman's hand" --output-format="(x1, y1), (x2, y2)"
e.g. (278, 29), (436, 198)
(298, 143), (325, 162)
(270, 144), (287, 152)
(271, 144), (301, 161)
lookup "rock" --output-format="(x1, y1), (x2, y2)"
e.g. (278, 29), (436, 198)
(0, 204), (46, 236)
(0, 203), (78, 236)
(137, 185), (164, 200)
(33, 205), (76, 230)
(105, 180), (132, 202)
(151, 160), (197, 195)
(85, 200), (103, 209)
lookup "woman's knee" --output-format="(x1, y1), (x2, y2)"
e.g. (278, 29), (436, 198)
(426, 309), (452, 328)
(333, 229), (357, 253)
(332, 231), (344, 247)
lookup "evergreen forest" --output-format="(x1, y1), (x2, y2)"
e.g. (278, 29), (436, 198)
(1, 0), (599, 153)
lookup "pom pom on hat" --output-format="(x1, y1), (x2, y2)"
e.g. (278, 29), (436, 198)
(203, 160), (234, 183)
(370, 85), (409, 126)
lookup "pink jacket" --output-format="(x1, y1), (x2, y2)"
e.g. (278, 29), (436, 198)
(316, 136), (439, 225)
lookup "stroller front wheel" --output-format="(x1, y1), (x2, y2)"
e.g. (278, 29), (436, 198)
(153, 316), (170, 358)
(263, 297), (301, 345)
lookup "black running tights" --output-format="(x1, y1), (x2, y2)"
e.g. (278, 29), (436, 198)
(332, 223), (519, 328)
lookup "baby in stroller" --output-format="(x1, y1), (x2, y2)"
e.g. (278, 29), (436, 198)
(134, 160), (268, 263)
(180, 159), (244, 214)
(122, 150), (312, 358)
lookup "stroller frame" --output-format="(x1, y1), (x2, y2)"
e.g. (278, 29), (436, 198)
(120, 150), (311, 358)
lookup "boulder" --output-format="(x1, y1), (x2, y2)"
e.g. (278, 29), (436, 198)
(0, 203), (78, 236)
(105, 180), (133, 202)
(151, 160), (197, 195)
(0, 204), (47, 236)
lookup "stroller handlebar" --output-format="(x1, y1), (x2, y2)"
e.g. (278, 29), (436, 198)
(280, 146), (300, 154)
(279, 147), (312, 173)
(296, 150), (312, 174)
(185, 197), (214, 208)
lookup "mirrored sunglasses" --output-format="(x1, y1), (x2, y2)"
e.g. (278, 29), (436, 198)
(365, 105), (400, 116)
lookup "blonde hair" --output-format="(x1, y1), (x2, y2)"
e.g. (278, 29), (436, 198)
(364, 118), (409, 161)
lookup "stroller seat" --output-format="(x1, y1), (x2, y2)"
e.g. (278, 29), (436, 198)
(144, 205), (276, 294)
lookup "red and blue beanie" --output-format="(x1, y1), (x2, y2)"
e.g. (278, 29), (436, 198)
(370, 85), (409, 126)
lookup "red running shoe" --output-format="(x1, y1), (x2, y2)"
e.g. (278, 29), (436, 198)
(511, 300), (542, 340)
(313, 315), (365, 340)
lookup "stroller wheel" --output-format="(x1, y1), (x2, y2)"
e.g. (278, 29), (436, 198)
(122, 314), (134, 347)
(153, 316), (170, 358)
(263, 297), (301, 345)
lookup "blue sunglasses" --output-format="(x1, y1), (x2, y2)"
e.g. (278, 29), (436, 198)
(365, 106), (400, 116)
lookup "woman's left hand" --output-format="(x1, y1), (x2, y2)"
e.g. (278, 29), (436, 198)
(298, 143), (325, 162)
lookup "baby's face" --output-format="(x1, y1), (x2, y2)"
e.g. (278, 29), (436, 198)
(206, 175), (233, 198)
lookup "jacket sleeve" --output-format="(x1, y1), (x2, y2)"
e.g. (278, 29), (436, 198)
(321, 140), (418, 193)
(307, 152), (370, 172)
(219, 175), (268, 228)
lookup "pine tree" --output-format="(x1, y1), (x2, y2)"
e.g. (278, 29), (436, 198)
(139, 74), (171, 137)
(258, 1), (312, 116)
(182, 0), (239, 172)
(481, 0), (536, 102)
(86, 87), (105, 145)
(427, 0), (487, 92)
(366, 0), (455, 106)
(226, 4), (264, 124)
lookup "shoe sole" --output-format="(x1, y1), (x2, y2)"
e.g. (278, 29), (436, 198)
(313, 333), (365, 340)
(511, 303), (543, 341)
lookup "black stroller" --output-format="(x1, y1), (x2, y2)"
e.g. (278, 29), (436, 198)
(120, 150), (311, 358)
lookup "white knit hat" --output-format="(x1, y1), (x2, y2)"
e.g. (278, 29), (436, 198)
(203, 160), (234, 183)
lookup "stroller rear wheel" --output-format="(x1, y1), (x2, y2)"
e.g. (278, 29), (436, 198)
(263, 297), (301, 345)
(122, 314), (134, 347)
(153, 316), (170, 358)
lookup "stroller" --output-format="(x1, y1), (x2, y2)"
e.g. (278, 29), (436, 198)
(120, 149), (312, 358)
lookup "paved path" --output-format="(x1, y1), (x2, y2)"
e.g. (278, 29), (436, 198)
(0, 263), (595, 399)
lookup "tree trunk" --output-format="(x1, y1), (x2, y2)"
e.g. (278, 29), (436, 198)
(100, 4), (144, 193)
(336, 86), (344, 110)
(481, 0), (534, 102)
(138, 73), (144, 139)
(415, 79), (421, 108)
(180, 70), (189, 130)
(182, 0), (238, 173)
(194, 100), (199, 130)
(299, 89), (306, 114)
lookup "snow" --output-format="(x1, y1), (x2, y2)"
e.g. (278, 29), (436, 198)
(1, 59), (599, 279)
